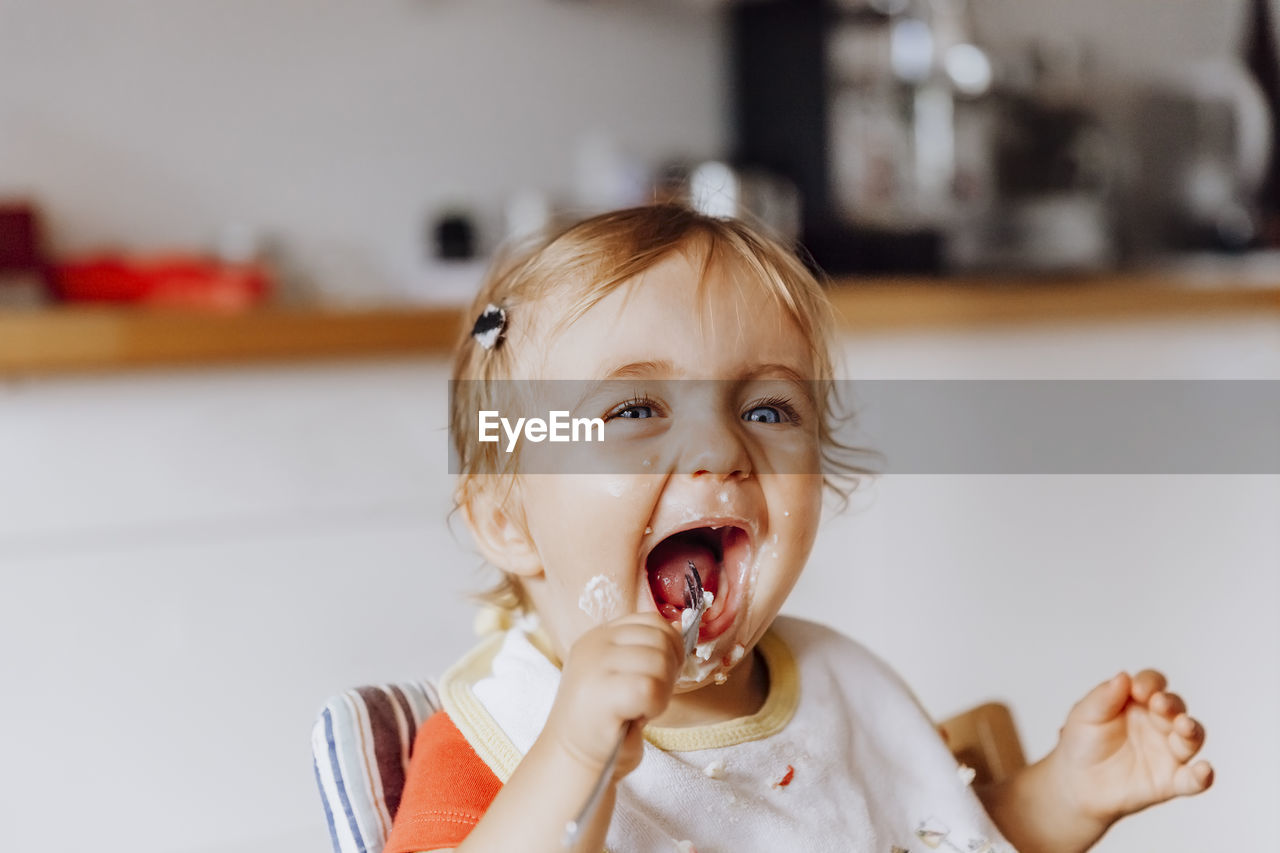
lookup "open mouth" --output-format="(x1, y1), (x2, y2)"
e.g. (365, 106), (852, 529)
(644, 524), (751, 643)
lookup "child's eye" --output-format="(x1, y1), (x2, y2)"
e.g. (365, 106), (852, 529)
(605, 397), (660, 420)
(743, 397), (800, 425)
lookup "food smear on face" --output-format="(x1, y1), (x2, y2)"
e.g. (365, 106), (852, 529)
(577, 575), (623, 623)
(680, 648), (722, 682)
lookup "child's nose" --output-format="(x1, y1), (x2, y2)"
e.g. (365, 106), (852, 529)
(680, 416), (753, 480)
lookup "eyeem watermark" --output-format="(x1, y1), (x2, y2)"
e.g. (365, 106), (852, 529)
(478, 410), (605, 453)
(453, 380), (1280, 473)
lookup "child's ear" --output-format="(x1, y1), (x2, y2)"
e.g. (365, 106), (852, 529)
(461, 487), (543, 579)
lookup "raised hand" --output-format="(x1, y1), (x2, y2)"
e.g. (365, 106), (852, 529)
(1050, 669), (1214, 825)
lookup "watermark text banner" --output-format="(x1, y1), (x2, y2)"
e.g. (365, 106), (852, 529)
(448, 380), (1280, 474)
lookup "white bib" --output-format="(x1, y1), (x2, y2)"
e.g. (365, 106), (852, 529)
(439, 616), (1015, 853)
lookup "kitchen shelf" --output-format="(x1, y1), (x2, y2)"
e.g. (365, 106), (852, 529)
(0, 304), (461, 376)
(2, 274), (1278, 376)
(825, 273), (1280, 330)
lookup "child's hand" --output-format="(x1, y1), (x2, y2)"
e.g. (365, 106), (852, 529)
(543, 612), (684, 782)
(1048, 669), (1214, 828)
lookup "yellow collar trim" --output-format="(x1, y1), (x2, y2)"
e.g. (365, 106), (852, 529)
(439, 625), (800, 784)
(438, 631), (523, 782)
(642, 629), (799, 752)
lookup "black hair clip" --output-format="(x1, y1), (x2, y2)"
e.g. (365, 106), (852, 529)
(471, 303), (507, 351)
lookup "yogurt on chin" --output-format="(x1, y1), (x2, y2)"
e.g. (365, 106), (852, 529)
(678, 651), (722, 684)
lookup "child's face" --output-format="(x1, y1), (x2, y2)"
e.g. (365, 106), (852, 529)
(504, 249), (823, 688)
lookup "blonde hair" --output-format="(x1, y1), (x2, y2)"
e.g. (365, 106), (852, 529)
(449, 204), (870, 613)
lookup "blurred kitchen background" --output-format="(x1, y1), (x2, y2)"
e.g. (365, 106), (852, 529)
(1, 1), (1277, 851)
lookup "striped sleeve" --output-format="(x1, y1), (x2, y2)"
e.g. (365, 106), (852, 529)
(312, 681), (441, 853)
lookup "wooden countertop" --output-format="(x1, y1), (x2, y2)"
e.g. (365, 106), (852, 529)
(825, 273), (1280, 330)
(0, 305), (461, 376)
(3, 274), (1278, 377)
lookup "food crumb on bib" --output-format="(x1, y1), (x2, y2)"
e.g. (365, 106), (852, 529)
(772, 764), (795, 788)
(674, 840), (697, 853)
(703, 759), (726, 779)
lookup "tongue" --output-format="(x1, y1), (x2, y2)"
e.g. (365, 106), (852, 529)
(646, 537), (719, 620)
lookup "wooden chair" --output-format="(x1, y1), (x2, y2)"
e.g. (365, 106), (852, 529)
(937, 701), (1027, 786)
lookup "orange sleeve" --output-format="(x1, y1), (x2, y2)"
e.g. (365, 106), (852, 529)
(383, 711), (503, 853)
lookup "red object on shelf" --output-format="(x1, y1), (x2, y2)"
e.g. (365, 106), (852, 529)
(52, 254), (270, 311)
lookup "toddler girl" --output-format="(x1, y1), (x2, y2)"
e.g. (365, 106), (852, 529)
(385, 205), (1212, 853)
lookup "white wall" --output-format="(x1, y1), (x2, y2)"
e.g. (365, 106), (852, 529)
(0, 360), (471, 852)
(0, 0), (727, 302)
(2, 314), (1277, 852)
(804, 314), (1280, 852)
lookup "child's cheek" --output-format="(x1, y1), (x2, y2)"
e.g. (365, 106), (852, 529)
(588, 474), (664, 504)
(779, 475), (824, 553)
(597, 476), (636, 500)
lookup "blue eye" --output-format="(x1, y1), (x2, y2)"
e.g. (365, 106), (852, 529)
(744, 406), (784, 424)
(606, 397), (659, 420)
(743, 396), (799, 425)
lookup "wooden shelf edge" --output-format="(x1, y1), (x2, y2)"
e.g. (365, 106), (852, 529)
(825, 275), (1280, 330)
(3, 277), (1278, 377)
(0, 305), (466, 377)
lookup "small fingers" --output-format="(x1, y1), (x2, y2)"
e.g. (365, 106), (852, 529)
(1172, 759), (1215, 797)
(1168, 714), (1206, 762)
(607, 619), (683, 663)
(606, 644), (681, 682)
(612, 673), (673, 722)
(609, 621), (681, 649)
(1130, 669), (1168, 703)
(1150, 690), (1187, 719)
(612, 611), (680, 635)
(1071, 672), (1131, 724)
